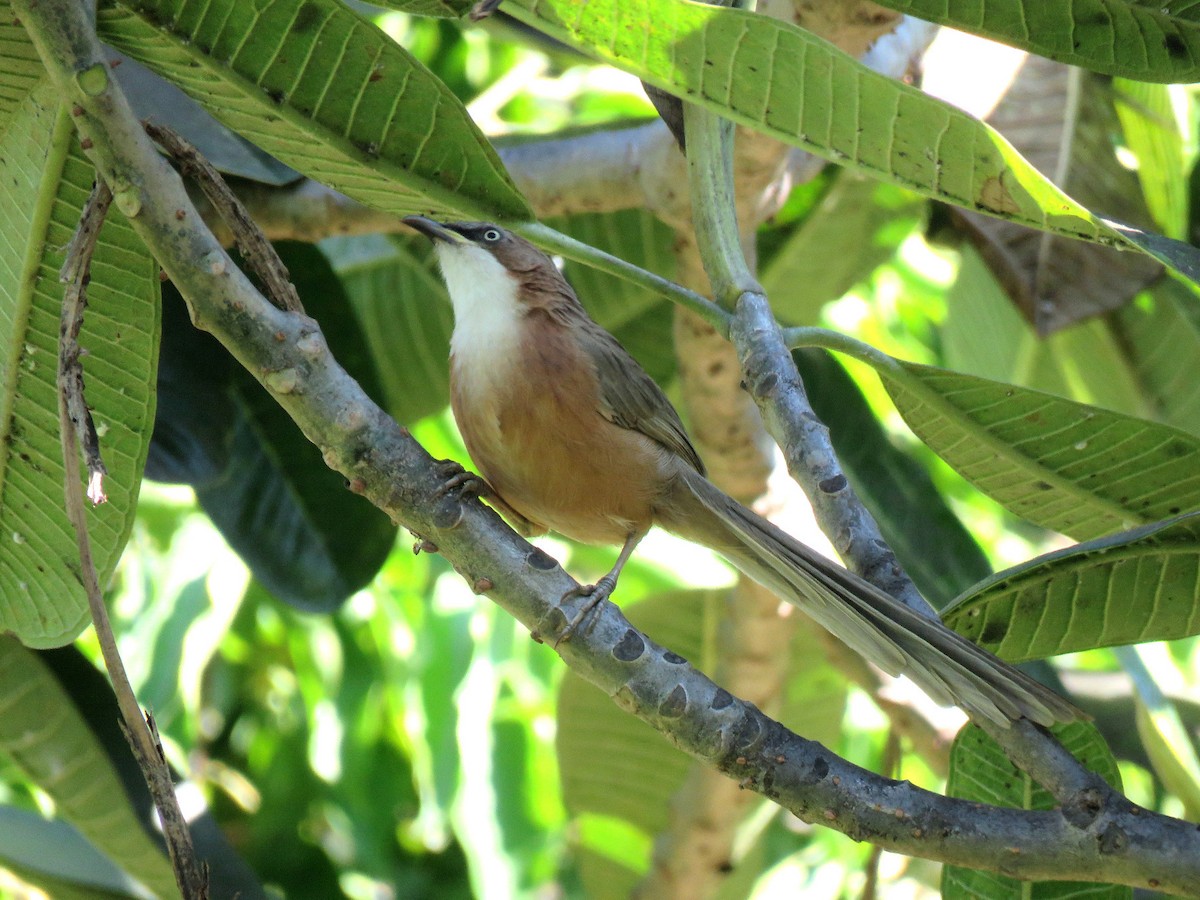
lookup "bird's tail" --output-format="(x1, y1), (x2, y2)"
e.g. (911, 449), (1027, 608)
(658, 468), (1081, 728)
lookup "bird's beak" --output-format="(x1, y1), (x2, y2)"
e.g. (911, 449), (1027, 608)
(402, 215), (469, 245)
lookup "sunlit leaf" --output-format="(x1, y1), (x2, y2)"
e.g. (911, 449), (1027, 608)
(96, 0), (531, 220)
(867, 358), (1200, 541)
(867, 0), (1200, 84)
(0, 638), (178, 898)
(945, 513), (1200, 660)
(503, 0), (1200, 285)
(0, 83), (159, 647)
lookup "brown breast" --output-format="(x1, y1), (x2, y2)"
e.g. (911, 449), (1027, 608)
(450, 309), (669, 546)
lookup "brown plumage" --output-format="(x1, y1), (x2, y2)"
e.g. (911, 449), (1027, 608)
(405, 215), (1082, 729)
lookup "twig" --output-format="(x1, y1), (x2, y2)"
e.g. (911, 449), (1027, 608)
(59, 180), (113, 505)
(143, 120), (302, 314)
(57, 179), (208, 900)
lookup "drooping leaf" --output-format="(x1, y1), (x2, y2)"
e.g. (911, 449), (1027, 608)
(0, 84), (159, 647)
(860, 357), (1200, 541)
(502, 0), (1200, 285)
(0, 638), (178, 899)
(96, 0), (531, 221)
(943, 722), (1127, 899)
(867, 0), (1200, 84)
(944, 513), (1200, 661)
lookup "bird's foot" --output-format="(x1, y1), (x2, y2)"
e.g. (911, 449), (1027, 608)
(554, 574), (618, 646)
(435, 459), (490, 500)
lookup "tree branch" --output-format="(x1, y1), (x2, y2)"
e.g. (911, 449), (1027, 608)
(57, 179), (208, 900)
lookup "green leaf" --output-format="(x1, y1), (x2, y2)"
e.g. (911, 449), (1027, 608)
(0, 807), (154, 899)
(0, 637), (179, 899)
(943, 722), (1128, 899)
(867, 0), (1200, 84)
(867, 358), (1200, 541)
(96, 0), (531, 221)
(502, 0), (1200, 285)
(0, 84), (159, 647)
(0, 0), (44, 128)
(944, 513), (1200, 660)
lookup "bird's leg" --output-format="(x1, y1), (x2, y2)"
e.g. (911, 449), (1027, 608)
(434, 459), (543, 536)
(557, 527), (648, 644)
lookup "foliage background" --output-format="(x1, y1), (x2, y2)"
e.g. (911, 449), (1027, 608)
(2, 3), (1200, 899)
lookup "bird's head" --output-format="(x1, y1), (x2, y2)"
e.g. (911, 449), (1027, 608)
(403, 216), (572, 318)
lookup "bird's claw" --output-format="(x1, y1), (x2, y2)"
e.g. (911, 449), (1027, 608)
(555, 575), (617, 646)
(435, 459), (489, 500)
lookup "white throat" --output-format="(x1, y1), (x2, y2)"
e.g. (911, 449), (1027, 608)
(437, 243), (523, 382)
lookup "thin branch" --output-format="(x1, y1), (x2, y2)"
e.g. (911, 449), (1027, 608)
(17, 0), (1200, 891)
(144, 120), (302, 314)
(57, 179), (208, 900)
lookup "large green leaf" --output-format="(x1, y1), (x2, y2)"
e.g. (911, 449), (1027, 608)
(945, 513), (1200, 660)
(95, 0), (531, 221)
(0, 0), (43, 128)
(190, 243), (398, 611)
(943, 722), (1127, 899)
(503, 0), (1200, 285)
(869, 0), (1200, 84)
(0, 83), (159, 647)
(0, 808), (154, 898)
(866, 359), (1200, 541)
(0, 638), (178, 898)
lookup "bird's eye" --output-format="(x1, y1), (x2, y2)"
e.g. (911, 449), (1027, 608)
(482, 228), (501, 242)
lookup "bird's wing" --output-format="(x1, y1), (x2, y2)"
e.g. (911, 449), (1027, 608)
(577, 321), (707, 477)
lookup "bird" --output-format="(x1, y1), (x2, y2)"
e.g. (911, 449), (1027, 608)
(403, 215), (1081, 729)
